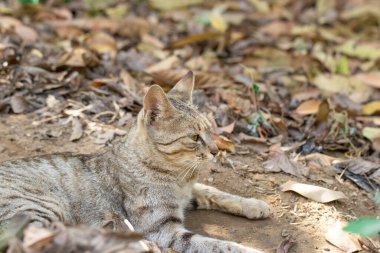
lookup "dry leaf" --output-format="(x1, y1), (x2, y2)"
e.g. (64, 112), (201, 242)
(313, 74), (368, 96)
(170, 32), (222, 48)
(212, 134), (235, 153)
(258, 21), (291, 38)
(85, 31), (117, 59)
(338, 40), (380, 61)
(295, 100), (322, 115)
(280, 181), (347, 203)
(325, 221), (362, 253)
(210, 12), (228, 33)
(10, 96), (32, 114)
(263, 144), (308, 177)
(362, 127), (380, 141)
(146, 55), (179, 74)
(59, 47), (92, 67)
(69, 118), (83, 141)
(23, 226), (55, 250)
(14, 25), (38, 42)
(216, 121), (235, 134)
(149, 0), (203, 11)
(362, 101), (380, 115)
(354, 72), (380, 89)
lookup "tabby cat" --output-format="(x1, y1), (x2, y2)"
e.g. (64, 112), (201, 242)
(0, 72), (271, 253)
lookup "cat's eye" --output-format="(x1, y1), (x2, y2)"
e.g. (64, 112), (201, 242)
(191, 134), (200, 142)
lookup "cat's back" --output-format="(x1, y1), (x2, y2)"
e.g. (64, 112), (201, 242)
(0, 153), (88, 224)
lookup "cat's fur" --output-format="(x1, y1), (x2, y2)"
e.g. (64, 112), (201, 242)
(0, 72), (271, 253)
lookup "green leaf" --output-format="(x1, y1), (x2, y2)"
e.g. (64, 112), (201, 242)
(18, 0), (39, 5)
(0, 214), (30, 252)
(251, 82), (260, 96)
(335, 56), (350, 75)
(343, 217), (380, 237)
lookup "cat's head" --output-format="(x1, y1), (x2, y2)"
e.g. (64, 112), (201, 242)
(135, 71), (218, 178)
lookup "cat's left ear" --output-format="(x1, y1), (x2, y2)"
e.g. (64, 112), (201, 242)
(143, 85), (174, 124)
(168, 71), (194, 103)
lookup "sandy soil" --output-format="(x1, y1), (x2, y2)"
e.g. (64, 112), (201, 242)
(0, 114), (378, 253)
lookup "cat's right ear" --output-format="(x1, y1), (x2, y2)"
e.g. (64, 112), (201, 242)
(143, 85), (173, 124)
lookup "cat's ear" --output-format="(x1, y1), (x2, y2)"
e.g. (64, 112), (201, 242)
(143, 85), (173, 123)
(168, 71), (194, 103)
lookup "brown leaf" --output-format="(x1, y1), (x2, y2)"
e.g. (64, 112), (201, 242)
(354, 72), (380, 89)
(23, 226), (55, 250)
(58, 47), (98, 67)
(85, 31), (117, 59)
(258, 21), (292, 38)
(69, 118), (83, 141)
(212, 134), (235, 153)
(170, 32), (223, 48)
(55, 26), (84, 39)
(295, 100), (322, 115)
(146, 55), (179, 74)
(14, 25), (38, 42)
(263, 144), (309, 177)
(216, 121), (235, 134)
(325, 221), (362, 253)
(10, 96), (32, 114)
(150, 70), (235, 89)
(280, 181), (347, 203)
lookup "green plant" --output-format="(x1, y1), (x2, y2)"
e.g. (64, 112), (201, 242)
(18, 0), (39, 5)
(343, 193), (380, 237)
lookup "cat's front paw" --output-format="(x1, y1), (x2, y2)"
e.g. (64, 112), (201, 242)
(240, 198), (271, 219)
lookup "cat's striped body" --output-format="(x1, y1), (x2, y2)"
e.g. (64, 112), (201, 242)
(0, 72), (271, 253)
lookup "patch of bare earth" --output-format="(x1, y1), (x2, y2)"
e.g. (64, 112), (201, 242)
(0, 114), (378, 253)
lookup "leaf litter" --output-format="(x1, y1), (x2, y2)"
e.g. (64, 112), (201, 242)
(1, 0), (380, 252)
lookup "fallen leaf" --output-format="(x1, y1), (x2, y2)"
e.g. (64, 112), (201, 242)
(85, 31), (117, 59)
(149, 0), (203, 11)
(69, 118), (83, 141)
(210, 11), (228, 33)
(258, 21), (292, 38)
(325, 221), (362, 253)
(354, 72), (380, 89)
(212, 134), (235, 153)
(362, 127), (380, 141)
(10, 96), (32, 114)
(170, 32), (222, 48)
(295, 100), (322, 115)
(145, 55), (179, 74)
(338, 40), (380, 61)
(216, 121), (235, 134)
(280, 181), (347, 203)
(59, 47), (95, 67)
(15, 25), (38, 42)
(362, 101), (380, 115)
(312, 74), (368, 96)
(23, 226), (55, 250)
(263, 144), (309, 178)
(248, 0), (270, 13)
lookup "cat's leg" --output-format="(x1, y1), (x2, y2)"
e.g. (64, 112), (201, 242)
(191, 183), (271, 219)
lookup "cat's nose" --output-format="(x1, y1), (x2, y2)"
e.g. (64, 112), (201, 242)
(209, 145), (219, 156)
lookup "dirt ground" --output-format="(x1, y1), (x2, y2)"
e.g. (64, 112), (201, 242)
(0, 113), (378, 253)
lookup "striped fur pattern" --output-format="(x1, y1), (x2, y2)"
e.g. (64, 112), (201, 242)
(0, 72), (271, 252)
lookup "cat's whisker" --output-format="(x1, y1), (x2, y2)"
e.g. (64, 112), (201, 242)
(189, 161), (201, 179)
(175, 160), (195, 180)
(180, 162), (198, 182)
